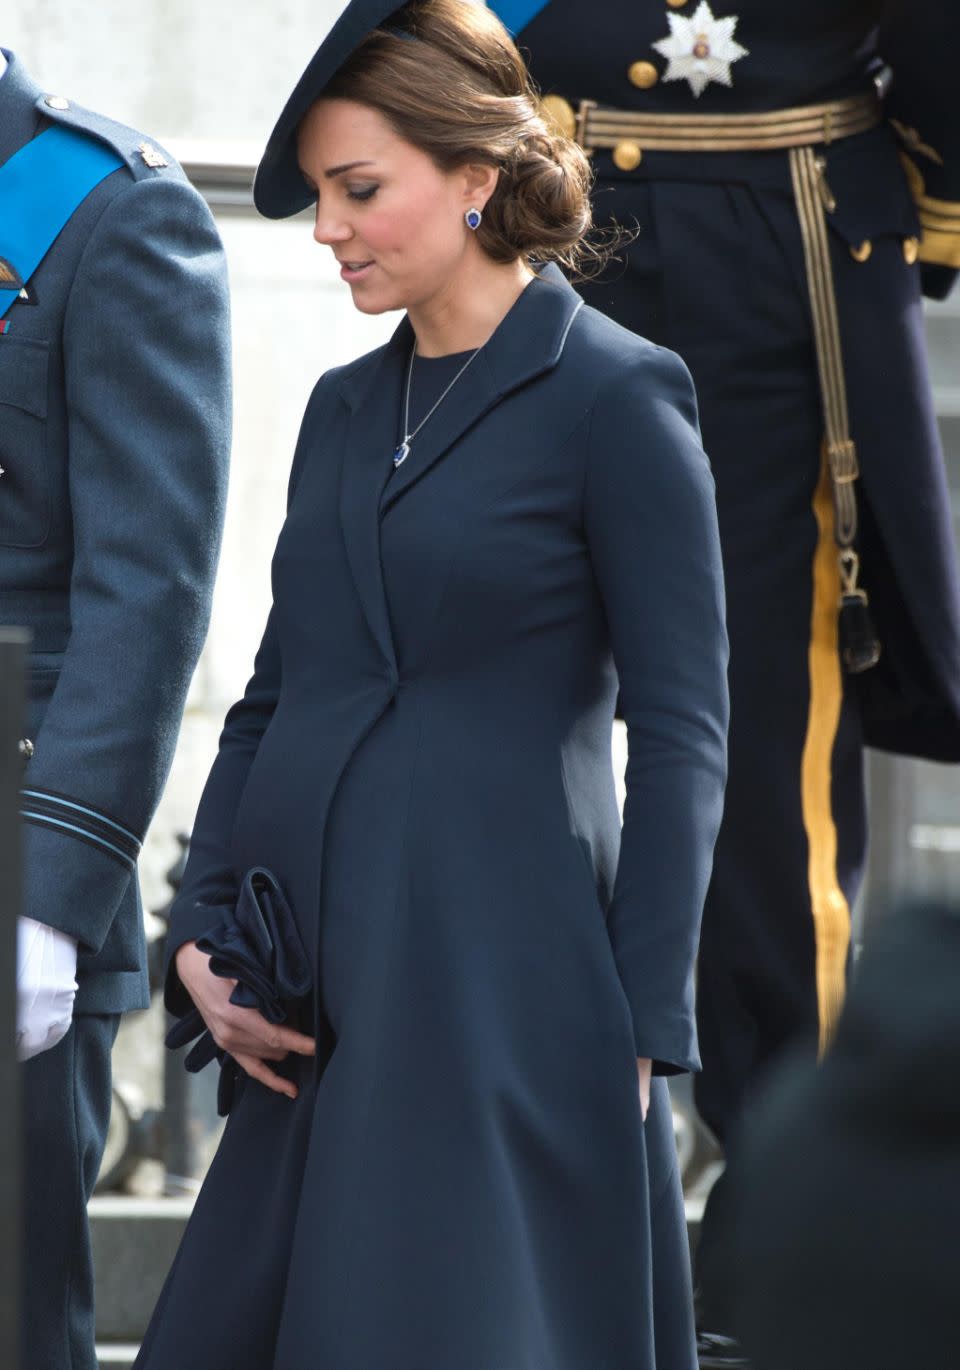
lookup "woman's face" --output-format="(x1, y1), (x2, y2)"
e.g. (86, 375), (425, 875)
(297, 98), (491, 315)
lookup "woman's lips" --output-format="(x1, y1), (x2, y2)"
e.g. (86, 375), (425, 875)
(339, 260), (374, 282)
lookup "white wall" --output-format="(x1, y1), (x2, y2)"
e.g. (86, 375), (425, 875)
(4, 1), (344, 145)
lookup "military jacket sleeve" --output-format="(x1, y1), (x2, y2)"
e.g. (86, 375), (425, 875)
(881, 0), (960, 299)
(21, 173), (231, 952)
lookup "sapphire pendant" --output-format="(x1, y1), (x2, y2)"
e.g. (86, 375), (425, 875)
(393, 441), (411, 468)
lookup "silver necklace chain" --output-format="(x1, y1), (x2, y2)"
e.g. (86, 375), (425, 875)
(393, 343), (482, 468)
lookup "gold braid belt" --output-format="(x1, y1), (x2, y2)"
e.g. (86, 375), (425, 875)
(542, 91), (881, 159)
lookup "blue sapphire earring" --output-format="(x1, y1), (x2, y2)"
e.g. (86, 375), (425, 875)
(465, 206), (482, 231)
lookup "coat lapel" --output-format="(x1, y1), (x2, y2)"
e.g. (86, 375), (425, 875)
(380, 264), (583, 514)
(335, 265), (583, 665)
(337, 327), (409, 671)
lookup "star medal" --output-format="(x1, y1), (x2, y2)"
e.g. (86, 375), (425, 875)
(652, 2), (748, 99)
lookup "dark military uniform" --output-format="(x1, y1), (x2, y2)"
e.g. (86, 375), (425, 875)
(0, 50), (231, 1370)
(486, 0), (960, 1338)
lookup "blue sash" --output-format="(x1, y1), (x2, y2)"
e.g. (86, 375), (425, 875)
(485, 0), (552, 35)
(0, 125), (124, 321)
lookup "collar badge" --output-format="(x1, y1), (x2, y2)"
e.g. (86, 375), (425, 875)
(138, 142), (169, 169)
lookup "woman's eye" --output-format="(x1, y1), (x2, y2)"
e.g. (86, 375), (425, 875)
(347, 185), (378, 202)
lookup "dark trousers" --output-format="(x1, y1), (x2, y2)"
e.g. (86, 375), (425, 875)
(580, 171), (870, 1325)
(22, 1013), (120, 1370)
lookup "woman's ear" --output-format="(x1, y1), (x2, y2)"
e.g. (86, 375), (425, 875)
(460, 161), (500, 212)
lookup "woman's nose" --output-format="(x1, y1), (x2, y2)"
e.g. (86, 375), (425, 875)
(313, 206), (352, 246)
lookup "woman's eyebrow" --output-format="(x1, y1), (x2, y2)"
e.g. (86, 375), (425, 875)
(324, 159), (377, 179)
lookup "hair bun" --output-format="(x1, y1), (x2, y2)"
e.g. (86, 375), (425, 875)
(480, 123), (593, 268)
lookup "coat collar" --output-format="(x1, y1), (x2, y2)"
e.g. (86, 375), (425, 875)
(337, 262), (583, 670)
(340, 261), (583, 512)
(0, 51), (44, 166)
(338, 261), (581, 412)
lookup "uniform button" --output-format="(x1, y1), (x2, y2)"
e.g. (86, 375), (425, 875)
(44, 95), (70, 111)
(19, 738), (34, 761)
(849, 239), (872, 262)
(902, 235), (919, 264)
(540, 94), (577, 141)
(667, 0), (688, 7)
(612, 140), (643, 172)
(628, 61), (659, 89)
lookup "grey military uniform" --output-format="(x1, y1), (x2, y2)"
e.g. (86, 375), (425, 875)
(0, 49), (231, 1370)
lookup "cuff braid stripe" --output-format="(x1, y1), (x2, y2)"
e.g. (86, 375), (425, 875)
(19, 789), (141, 865)
(20, 809), (138, 867)
(20, 788), (142, 849)
(20, 811), (138, 867)
(20, 798), (140, 858)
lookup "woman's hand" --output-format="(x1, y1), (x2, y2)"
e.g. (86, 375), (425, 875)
(175, 940), (315, 1100)
(637, 1057), (652, 1121)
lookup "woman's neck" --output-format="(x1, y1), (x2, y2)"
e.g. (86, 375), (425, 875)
(408, 254), (535, 358)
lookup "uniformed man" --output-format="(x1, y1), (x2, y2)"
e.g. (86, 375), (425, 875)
(0, 47), (231, 1370)
(482, 3), (960, 1365)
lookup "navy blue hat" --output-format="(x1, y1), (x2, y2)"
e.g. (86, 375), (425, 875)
(254, 0), (409, 219)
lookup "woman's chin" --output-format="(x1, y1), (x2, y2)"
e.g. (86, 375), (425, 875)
(347, 284), (396, 316)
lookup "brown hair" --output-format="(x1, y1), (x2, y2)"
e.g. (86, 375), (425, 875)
(321, 0), (608, 275)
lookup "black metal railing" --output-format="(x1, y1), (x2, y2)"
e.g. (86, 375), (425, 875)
(97, 834), (223, 1196)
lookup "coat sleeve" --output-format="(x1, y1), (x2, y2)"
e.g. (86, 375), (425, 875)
(583, 347), (729, 1075)
(20, 174), (231, 953)
(880, 1), (960, 299)
(162, 381), (323, 1016)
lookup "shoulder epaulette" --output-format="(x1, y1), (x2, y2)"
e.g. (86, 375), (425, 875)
(33, 90), (187, 186)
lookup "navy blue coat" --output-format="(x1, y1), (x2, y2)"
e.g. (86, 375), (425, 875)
(0, 51), (231, 1014)
(145, 266), (728, 1369)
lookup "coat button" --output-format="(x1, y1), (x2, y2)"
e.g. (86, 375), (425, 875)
(849, 239), (872, 262)
(628, 61), (659, 89)
(44, 95), (70, 111)
(19, 738), (34, 761)
(902, 235), (919, 264)
(612, 141), (643, 171)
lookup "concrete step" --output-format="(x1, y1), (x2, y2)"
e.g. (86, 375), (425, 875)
(92, 1195), (706, 1347)
(91, 1196), (193, 1344)
(97, 1345), (139, 1369)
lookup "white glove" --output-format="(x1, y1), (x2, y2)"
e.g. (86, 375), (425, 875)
(17, 917), (78, 1061)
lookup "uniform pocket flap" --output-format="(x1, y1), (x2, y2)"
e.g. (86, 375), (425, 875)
(0, 336), (49, 417)
(823, 131), (921, 247)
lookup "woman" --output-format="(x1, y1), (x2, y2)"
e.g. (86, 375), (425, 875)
(138, 0), (728, 1366)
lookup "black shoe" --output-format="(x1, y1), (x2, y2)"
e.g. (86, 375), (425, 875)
(697, 1329), (753, 1369)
